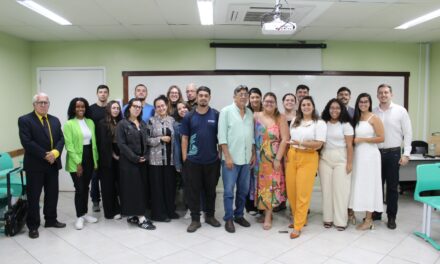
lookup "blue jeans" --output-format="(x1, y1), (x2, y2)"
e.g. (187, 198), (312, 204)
(222, 161), (250, 221)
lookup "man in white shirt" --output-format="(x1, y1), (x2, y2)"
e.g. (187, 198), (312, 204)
(373, 84), (412, 229)
(186, 83), (197, 110)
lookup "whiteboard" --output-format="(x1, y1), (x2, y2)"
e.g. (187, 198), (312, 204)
(124, 71), (408, 112)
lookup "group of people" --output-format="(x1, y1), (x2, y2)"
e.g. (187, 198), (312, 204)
(18, 81), (412, 240)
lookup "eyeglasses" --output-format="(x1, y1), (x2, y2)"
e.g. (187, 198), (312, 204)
(263, 100), (276, 105)
(359, 100), (370, 104)
(132, 105), (142, 109)
(35, 101), (50, 106)
(236, 93), (248, 98)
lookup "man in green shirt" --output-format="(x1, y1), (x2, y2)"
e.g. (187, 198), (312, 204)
(218, 85), (255, 233)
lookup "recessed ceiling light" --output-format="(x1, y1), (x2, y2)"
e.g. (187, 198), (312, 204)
(16, 0), (72, 26)
(395, 8), (440, 30)
(197, 0), (214, 26)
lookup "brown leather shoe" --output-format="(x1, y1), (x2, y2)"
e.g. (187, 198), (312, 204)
(187, 221), (202, 233)
(225, 220), (235, 233)
(205, 216), (221, 227)
(234, 217), (251, 227)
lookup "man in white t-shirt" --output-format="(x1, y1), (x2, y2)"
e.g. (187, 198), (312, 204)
(373, 84), (412, 229)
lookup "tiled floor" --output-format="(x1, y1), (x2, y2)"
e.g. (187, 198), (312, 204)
(1, 187), (440, 264)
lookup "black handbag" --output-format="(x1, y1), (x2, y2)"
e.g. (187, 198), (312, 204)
(3, 167), (28, 236)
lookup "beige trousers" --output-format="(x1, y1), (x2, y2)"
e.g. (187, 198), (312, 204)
(318, 147), (351, 227)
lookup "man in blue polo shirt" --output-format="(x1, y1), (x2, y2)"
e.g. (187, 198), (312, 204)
(181, 86), (221, 233)
(122, 84), (154, 123)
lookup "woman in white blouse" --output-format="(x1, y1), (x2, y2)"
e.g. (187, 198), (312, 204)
(64, 98), (99, 230)
(318, 99), (353, 231)
(286, 96), (327, 239)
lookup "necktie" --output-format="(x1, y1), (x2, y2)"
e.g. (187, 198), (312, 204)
(42, 116), (53, 149)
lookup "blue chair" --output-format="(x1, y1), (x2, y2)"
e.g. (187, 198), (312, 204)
(414, 163), (440, 250)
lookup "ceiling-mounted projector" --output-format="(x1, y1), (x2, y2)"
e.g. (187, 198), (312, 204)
(261, 0), (296, 35)
(262, 18), (296, 35)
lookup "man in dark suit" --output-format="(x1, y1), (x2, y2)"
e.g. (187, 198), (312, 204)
(18, 93), (66, 239)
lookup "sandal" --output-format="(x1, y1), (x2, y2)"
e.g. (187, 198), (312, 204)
(138, 219), (156, 230)
(323, 222), (333, 228)
(348, 213), (356, 225)
(263, 214), (273, 230)
(290, 229), (301, 239)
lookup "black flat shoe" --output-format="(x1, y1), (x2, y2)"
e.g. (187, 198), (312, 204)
(152, 217), (171, 222)
(29, 229), (39, 239)
(139, 220), (156, 230)
(127, 216), (139, 224)
(169, 212), (180, 219)
(44, 220), (66, 228)
(273, 202), (287, 213)
(387, 217), (397, 229)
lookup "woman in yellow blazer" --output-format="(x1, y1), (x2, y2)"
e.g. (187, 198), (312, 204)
(64, 97), (99, 230)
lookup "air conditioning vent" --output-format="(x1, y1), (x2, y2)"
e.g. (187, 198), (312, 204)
(225, 3), (328, 26)
(244, 10), (292, 23)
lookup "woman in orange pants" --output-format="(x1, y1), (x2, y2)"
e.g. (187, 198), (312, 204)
(285, 96), (327, 239)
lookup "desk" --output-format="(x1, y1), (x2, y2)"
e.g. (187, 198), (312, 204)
(399, 154), (440, 182)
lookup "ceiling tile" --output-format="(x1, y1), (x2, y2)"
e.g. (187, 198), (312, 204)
(125, 25), (175, 39)
(80, 25), (138, 40)
(94, 0), (167, 25)
(308, 2), (386, 27)
(155, 0), (200, 25)
(170, 25), (214, 39)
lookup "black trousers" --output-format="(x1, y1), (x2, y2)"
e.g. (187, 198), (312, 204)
(100, 158), (121, 219)
(25, 165), (59, 230)
(70, 145), (94, 218)
(245, 168), (258, 212)
(90, 170), (101, 203)
(380, 148), (401, 218)
(149, 165), (176, 220)
(184, 159), (220, 221)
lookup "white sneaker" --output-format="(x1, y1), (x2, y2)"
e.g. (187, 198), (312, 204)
(113, 214), (122, 220)
(83, 215), (98, 223)
(75, 217), (84, 230)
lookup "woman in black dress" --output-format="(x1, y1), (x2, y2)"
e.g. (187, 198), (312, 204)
(116, 98), (155, 230)
(97, 100), (122, 220)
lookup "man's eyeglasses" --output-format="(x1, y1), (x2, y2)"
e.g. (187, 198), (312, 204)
(35, 101), (50, 106)
(236, 93), (248, 98)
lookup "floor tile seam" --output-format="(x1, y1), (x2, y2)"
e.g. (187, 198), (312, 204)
(10, 237), (44, 264)
(47, 226), (142, 263)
